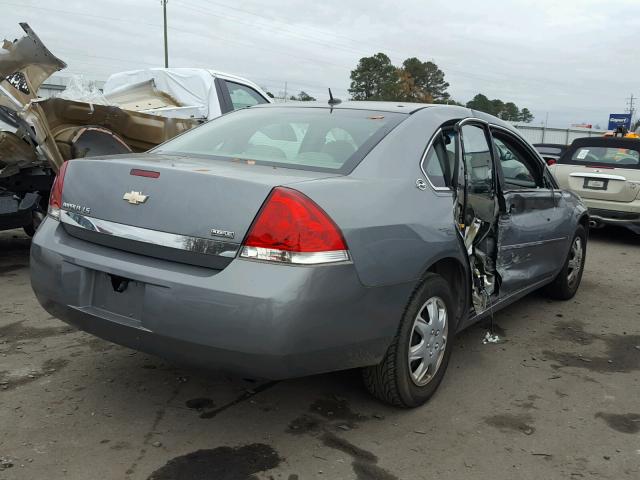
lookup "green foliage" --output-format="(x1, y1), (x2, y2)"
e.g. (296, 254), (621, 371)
(349, 53), (450, 103)
(294, 91), (316, 101)
(349, 53), (399, 100)
(466, 93), (534, 123)
(347, 54), (534, 121)
(519, 108), (534, 123)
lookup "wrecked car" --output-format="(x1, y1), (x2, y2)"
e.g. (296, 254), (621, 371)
(30, 101), (588, 408)
(0, 23), (271, 235)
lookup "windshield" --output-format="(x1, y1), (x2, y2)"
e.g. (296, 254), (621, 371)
(569, 146), (640, 168)
(154, 107), (406, 173)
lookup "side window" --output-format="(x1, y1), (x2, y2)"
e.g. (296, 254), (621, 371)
(461, 124), (493, 194)
(492, 133), (543, 189)
(422, 130), (457, 189)
(224, 81), (268, 110)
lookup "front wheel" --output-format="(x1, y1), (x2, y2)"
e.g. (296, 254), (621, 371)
(543, 225), (587, 300)
(363, 273), (457, 408)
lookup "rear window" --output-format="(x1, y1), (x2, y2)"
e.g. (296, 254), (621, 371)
(535, 145), (564, 156)
(154, 107), (406, 173)
(569, 146), (640, 168)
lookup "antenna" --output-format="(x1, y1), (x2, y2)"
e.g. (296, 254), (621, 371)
(328, 88), (342, 106)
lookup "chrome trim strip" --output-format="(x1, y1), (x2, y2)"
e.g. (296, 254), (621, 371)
(419, 127), (454, 193)
(240, 246), (351, 265)
(569, 172), (626, 181)
(60, 210), (239, 258)
(499, 236), (567, 251)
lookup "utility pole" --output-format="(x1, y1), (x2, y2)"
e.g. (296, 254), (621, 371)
(626, 93), (635, 122)
(162, 0), (169, 68)
(284, 81), (287, 102)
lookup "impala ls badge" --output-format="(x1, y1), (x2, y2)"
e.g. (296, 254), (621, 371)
(123, 191), (149, 205)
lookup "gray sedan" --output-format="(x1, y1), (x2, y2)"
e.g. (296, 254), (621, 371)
(30, 102), (588, 407)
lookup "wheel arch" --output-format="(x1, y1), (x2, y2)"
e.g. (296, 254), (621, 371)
(424, 256), (469, 328)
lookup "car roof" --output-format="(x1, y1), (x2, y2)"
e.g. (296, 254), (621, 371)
(569, 136), (640, 149)
(533, 143), (568, 148)
(251, 100), (437, 114)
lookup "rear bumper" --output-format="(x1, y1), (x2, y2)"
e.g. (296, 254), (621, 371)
(583, 198), (640, 233)
(30, 219), (411, 379)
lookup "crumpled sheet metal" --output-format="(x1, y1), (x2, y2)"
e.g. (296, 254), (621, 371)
(0, 23), (197, 172)
(0, 130), (38, 177)
(39, 97), (197, 153)
(0, 23), (66, 95)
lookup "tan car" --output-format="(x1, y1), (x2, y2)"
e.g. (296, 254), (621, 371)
(548, 136), (640, 234)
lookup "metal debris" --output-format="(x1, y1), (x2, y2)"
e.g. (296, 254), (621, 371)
(483, 331), (500, 344)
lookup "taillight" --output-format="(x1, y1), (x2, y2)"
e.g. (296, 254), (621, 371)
(48, 161), (69, 220)
(240, 187), (349, 265)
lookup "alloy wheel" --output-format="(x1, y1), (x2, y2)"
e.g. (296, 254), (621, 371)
(408, 296), (448, 386)
(567, 237), (583, 288)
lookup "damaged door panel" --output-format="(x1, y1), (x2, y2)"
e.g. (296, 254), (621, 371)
(491, 128), (569, 295)
(454, 120), (501, 315)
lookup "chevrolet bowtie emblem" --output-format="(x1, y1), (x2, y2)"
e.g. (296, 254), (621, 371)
(123, 191), (149, 205)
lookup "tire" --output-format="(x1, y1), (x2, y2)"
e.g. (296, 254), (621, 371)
(363, 273), (457, 408)
(23, 210), (45, 237)
(543, 225), (587, 300)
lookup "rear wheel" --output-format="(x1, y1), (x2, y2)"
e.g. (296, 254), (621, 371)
(363, 273), (457, 408)
(543, 225), (586, 300)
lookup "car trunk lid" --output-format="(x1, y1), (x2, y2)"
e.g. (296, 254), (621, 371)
(554, 164), (640, 202)
(60, 153), (340, 269)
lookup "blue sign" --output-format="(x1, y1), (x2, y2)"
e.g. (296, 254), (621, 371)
(608, 113), (632, 130)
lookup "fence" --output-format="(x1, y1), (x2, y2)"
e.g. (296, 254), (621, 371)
(512, 124), (607, 145)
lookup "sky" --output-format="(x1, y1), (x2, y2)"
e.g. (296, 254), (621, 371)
(2, 0), (639, 128)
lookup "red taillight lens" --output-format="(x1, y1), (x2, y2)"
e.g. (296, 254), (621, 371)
(48, 161), (69, 220)
(240, 187), (349, 264)
(545, 158), (557, 166)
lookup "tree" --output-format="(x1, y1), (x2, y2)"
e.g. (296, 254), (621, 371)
(265, 91), (275, 98)
(502, 102), (520, 121)
(466, 94), (493, 114)
(295, 91), (316, 101)
(399, 57), (450, 103)
(467, 93), (533, 123)
(519, 108), (534, 123)
(349, 53), (399, 100)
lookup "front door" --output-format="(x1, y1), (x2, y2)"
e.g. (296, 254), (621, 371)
(491, 127), (569, 297)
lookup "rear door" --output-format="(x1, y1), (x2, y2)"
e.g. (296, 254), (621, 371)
(491, 127), (570, 296)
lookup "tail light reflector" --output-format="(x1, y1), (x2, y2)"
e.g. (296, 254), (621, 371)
(48, 161), (69, 220)
(240, 187), (349, 265)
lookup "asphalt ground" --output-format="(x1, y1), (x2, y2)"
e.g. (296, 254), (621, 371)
(0, 226), (638, 480)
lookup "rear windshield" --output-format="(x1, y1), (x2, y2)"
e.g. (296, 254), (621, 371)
(568, 146), (640, 168)
(535, 145), (564, 155)
(154, 107), (406, 173)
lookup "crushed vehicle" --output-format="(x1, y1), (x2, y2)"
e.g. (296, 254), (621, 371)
(31, 101), (589, 408)
(549, 136), (640, 234)
(0, 23), (270, 236)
